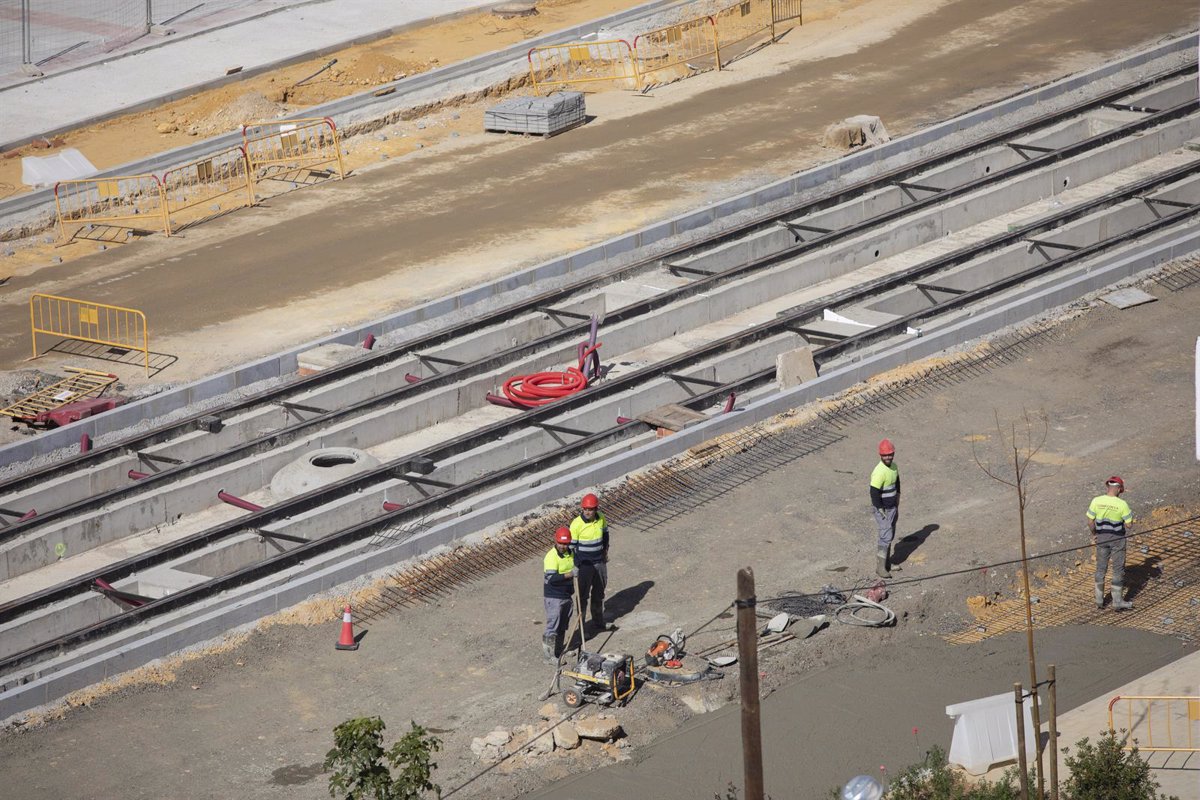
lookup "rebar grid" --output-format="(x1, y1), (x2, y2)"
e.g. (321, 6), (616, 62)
(946, 519), (1200, 645)
(817, 321), (1064, 431)
(1152, 254), (1200, 292)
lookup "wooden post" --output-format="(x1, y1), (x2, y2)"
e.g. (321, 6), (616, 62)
(737, 567), (765, 800)
(1015, 683), (1030, 800)
(1048, 665), (1059, 799)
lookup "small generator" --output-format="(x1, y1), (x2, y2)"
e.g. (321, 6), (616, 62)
(557, 651), (637, 708)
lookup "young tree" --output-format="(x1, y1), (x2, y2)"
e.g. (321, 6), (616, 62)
(324, 716), (442, 800)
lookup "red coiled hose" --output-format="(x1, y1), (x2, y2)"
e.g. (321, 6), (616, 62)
(499, 343), (602, 409)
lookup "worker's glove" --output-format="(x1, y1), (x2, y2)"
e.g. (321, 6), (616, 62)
(568, 569), (578, 578)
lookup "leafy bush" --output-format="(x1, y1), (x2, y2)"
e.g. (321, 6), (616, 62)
(324, 716), (442, 800)
(1060, 731), (1177, 800)
(884, 747), (1022, 800)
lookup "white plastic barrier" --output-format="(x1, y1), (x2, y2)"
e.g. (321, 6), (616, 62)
(946, 691), (1038, 775)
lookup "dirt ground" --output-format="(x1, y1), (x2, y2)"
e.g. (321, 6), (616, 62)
(0, 0), (1191, 403)
(1, 258), (1197, 800)
(0, 0), (1197, 797)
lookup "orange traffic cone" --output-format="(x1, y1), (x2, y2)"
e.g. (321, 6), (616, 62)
(335, 604), (359, 651)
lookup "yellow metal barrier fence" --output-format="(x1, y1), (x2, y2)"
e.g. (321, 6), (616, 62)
(54, 174), (170, 243)
(161, 146), (256, 232)
(634, 16), (722, 83)
(242, 117), (346, 182)
(30, 293), (150, 375)
(1108, 695), (1200, 753)
(527, 39), (640, 94)
(714, 0), (776, 52)
(772, 0), (804, 25)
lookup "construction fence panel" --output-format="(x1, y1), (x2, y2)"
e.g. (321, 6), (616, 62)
(1108, 695), (1200, 753)
(527, 39), (639, 95)
(772, 0), (804, 25)
(54, 174), (170, 241)
(713, 0), (776, 53)
(161, 146), (256, 231)
(634, 16), (721, 83)
(30, 293), (150, 374)
(242, 117), (345, 182)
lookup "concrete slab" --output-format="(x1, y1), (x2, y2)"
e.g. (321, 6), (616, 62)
(1101, 287), (1159, 309)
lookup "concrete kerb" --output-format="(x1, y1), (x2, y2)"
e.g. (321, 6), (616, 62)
(4, 226), (1196, 726)
(0, 34), (1193, 470)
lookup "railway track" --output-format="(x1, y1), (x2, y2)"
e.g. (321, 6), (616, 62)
(1, 61), (1198, 692)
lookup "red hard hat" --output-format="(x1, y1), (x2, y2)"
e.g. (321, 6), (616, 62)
(581, 493), (599, 509)
(1106, 476), (1125, 490)
(555, 526), (572, 545)
(878, 438), (895, 456)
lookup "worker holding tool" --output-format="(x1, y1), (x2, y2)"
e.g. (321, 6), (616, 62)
(1088, 476), (1134, 610)
(543, 527), (576, 664)
(570, 492), (610, 634)
(869, 438), (900, 578)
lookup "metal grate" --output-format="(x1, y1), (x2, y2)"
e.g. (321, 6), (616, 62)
(817, 322), (1062, 430)
(1152, 255), (1200, 292)
(947, 517), (1200, 645)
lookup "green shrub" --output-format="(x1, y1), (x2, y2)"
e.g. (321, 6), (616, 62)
(324, 716), (442, 800)
(1060, 731), (1177, 800)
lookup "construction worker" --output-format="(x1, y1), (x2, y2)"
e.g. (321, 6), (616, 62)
(543, 526), (576, 664)
(869, 438), (900, 578)
(570, 492), (609, 634)
(1088, 476), (1134, 611)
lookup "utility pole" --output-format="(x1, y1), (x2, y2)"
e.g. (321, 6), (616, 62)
(1014, 683), (1030, 800)
(737, 567), (765, 800)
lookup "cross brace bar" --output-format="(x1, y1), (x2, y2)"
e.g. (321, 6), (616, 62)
(530, 421), (592, 437)
(665, 372), (724, 387)
(279, 400), (329, 416)
(536, 307), (591, 321)
(253, 528), (309, 544)
(914, 282), (967, 295)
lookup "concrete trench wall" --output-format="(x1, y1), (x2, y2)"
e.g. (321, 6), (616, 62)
(1, 37), (1192, 474)
(9, 109), (1199, 581)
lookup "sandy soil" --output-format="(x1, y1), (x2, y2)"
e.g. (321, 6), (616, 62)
(0, 0), (1189, 403)
(0, 0), (1196, 797)
(0, 260), (1197, 799)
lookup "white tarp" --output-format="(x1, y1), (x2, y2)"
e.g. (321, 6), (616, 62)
(945, 690), (1038, 775)
(21, 148), (98, 188)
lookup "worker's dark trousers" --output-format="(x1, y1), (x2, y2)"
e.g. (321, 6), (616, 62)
(576, 561), (607, 624)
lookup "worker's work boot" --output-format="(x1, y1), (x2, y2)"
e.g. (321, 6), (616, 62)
(875, 548), (891, 579)
(542, 634), (557, 664)
(1094, 583), (1105, 609)
(1111, 585), (1133, 611)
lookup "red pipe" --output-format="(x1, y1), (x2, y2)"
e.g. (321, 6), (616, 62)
(18, 509), (36, 522)
(218, 489), (263, 512)
(485, 392), (522, 409)
(404, 373), (422, 384)
(80, 433), (91, 453)
(128, 470), (149, 480)
(723, 393), (736, 414)
(362, 333), (376, 350)
(616, 416), (633, 424)
(382, 501), (405, 512)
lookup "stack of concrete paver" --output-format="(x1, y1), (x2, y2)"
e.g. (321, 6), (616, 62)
(484, 92), (586, 137)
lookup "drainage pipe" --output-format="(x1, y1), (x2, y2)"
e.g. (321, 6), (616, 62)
(217, 489), (264, 513)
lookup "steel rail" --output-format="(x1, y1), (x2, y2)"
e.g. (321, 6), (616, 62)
(3, 162), (1197, 672)
(4, 94), (1195, 547)
(0, 62), (1191, 500)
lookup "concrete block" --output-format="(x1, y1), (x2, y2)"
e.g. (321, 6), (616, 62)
(777, 346), (818, 390)
(131, 567), (210, 599)
(297, 343), (363, 376)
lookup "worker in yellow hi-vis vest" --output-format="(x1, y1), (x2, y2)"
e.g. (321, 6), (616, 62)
(869, 438), (900, 578)
(570, 492), (610, 635)
(1088, 476), (1134, 611)
(542, 527), (576, 663)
